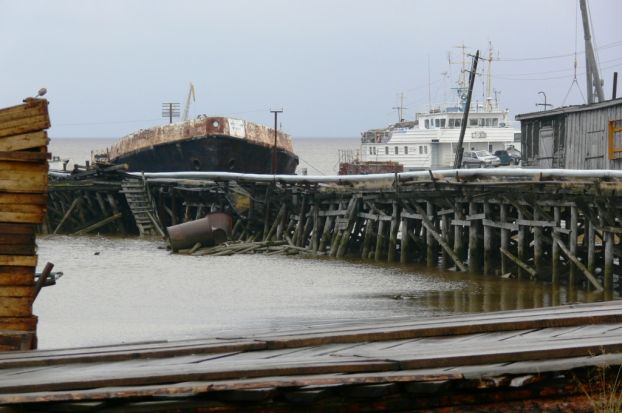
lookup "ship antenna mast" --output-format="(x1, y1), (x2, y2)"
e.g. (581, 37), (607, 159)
(392, 92), (407, 122)
(485, 42), (494, 112)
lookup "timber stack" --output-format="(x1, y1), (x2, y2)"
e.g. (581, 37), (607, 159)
(0, 98), (50, 351)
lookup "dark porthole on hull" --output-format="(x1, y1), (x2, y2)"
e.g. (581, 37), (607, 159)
(228, 159), (236, 170)
(192, 158), (201, 170)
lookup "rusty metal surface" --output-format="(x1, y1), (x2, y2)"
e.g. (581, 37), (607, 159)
(108, 117), (295, 161)
(167, 212), (232, 251)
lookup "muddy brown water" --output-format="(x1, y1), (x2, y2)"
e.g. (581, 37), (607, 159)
(36, 138), (613, 349)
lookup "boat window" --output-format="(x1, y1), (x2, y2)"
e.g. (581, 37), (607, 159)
(485, 118), (492, 127)
(394, 146), (398, 154)
(440, 119), (446, 128)
(479, 118), (486, 127)
(434, 119), (440, 127)
(449, 119), (455, 128)
(455, 119), (461, 127)
(470, 118), (478, 126)
(404, 146), (408, 154)
(369, 147), (373, 155)
(424, 146), (428, 154)
(492, 118), (498, 127)
(385, 146), (389, 155)
(425, 119), (429, 129)
(373, 147), (377, 155)
(419, 146), (423, 154)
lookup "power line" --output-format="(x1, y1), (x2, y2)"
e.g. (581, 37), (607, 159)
(495, 39), (622, 62)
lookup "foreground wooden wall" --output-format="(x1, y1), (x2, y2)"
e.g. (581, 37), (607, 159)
(0, 99), (50, 351)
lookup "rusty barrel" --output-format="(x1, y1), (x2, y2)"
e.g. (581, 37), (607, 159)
(167, 212), (232, 252)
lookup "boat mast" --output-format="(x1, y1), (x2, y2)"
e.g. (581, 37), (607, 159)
(485, 42), (494, 112)
(579, 0), (604, 103)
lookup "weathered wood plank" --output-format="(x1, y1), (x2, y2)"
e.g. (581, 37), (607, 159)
(0, 131), (48, 151)
(0, 297), (32, 317)
(0, 256), (36, 267)
(0, 267), (34, 286)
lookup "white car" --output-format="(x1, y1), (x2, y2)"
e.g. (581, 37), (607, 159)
(462, 150), (501, 168)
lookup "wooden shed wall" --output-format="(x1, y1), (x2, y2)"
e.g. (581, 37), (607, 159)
(520, 101), (622, 169)
(564, 104), (622, 169)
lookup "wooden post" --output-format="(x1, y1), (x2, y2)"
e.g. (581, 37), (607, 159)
(310, 201), (320, 252)
(336, 199), (359, 258)
(318, 202), (336, 254)
(454, 201), (465, 261)
(468, 202), (481, 273)
(604, 231), (614, 291)
(551, 206), (560, 284)
(441, 212), (450, 269)
(569, 205), (578, 286)
(500, 203), (509, 275)
(400, 217), (410, 264)
(587, 218), (595, 277)
(517, 208), (526, 279)
(426, 202), (436, 267)
(375, 219), (386, 262)
(262, 186), (272, 241)
(483, 201), (492, 275)
(362, 218), (375, 260)
(53, 198), (80, 234)
(388, 202), (399, 263)
(533, 207), (543, 278)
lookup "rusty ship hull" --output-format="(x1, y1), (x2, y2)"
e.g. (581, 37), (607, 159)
(105, 116), (299, 174)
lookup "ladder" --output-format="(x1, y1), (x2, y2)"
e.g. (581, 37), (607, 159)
(121, 177), (165, 237)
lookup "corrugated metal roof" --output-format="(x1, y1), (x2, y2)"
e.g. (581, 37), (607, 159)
(515, 97), (622, 121)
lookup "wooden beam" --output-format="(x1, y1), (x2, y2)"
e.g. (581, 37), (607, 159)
(553, 235), (603, 292)
(499, 247), (536, 279)
(414, 204), (467, 272)
(72, 213), (123, 236)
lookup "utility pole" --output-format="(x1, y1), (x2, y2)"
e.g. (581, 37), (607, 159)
(270, 108), (283, 174)
(453, 50), (479, 169)
(536, 91), (553, 111)
(579, 0), (605, 103)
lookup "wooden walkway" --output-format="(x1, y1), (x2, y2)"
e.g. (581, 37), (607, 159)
(1, 301), (622, 412)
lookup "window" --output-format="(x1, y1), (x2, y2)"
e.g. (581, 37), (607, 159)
(425, 119), (429, 128)
(369, 147), (373, 155)
(373, 147), (377, 155)
(404, 146), (408, 154)
(435, 119), (440, 127)
(424, 146), (428, 154)
(479, 118), (485, 127)
(470, 118), (478, 126)
(488, 144), (493, 152)
(419, 146), (423, 154)
(440, 119), (446, 128)
(455, 119), (461, 127)
(492, 118), (498, 127)
(449, 119), (455, 128)
(485, 118), (491, 127)
(394, 146), (398, 154)
(385, 146), (389, 155)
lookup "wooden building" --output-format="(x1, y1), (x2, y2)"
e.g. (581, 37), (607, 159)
(516, 97), (622, 168)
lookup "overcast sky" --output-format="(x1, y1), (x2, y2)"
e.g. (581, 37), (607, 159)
(1, 0), (621, 138)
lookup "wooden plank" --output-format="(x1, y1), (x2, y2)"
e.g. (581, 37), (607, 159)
(0, 193), (46, 205)
(0, 256), (36, 267)
(0, 317), (37, 332)
(0, 245), (35, 256)
(0, 131), (48, 151)
(0, 99), (48, 124)
(0, 267), (34, 286)
(72, 213), (123, 236)
(0, 297), (32, 317)
(0, 286), (33, 298)
(0, 204), (46, 224)
(482, 219), (518, 231)
(0, 116), (50, 140)
(0, 234), (34, 245)
(516, 219), (555, 227)
(0, 223), (35, 235)
(466, 213), (485, 221)
(0, 151), (47, 163)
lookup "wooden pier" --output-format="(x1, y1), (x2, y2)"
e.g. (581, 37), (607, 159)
(1, 301), (622, 412)
(46, 168), (622, 294)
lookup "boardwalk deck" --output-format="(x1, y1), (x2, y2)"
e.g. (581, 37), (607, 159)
(1, 301), (622, 411)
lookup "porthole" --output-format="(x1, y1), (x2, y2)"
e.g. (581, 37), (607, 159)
(212, 120), (220, 128)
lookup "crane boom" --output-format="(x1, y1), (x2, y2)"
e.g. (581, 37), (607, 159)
(182, 82), (195, 121)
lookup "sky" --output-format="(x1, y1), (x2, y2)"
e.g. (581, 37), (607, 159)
(1, 0), (621, 139)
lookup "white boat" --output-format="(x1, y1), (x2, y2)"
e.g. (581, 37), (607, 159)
(360, 47), (520, 170)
